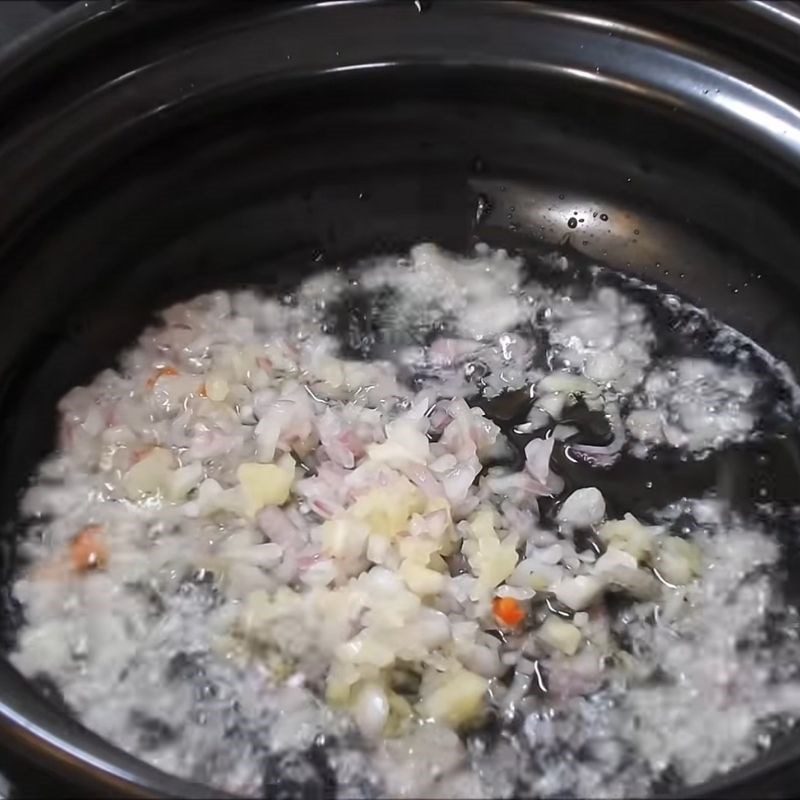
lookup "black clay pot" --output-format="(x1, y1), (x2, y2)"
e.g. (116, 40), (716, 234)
(0, 1), (800, 797)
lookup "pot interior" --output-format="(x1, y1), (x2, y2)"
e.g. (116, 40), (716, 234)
(0, 3), (799, 797)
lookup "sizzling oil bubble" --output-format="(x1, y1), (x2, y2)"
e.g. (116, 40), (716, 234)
(476, 193), (491, 225)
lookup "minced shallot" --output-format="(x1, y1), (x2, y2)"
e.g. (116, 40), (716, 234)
(9, 244), (800, 799)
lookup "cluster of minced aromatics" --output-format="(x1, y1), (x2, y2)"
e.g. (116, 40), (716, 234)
(11, 244), (800, 798)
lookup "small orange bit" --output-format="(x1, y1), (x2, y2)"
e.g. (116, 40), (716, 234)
(70, 525), (108, 572)
(146, 366), (179, 390)
(492, 596), (526, 628)
(198, 383), (207, 398)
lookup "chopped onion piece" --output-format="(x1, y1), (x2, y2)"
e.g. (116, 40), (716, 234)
(538, 616), (582, 655)
(353, 682), (390, 739)
(400, 560), (446, 595)
(654, 536), (702, 585)
(122, 447), (175, 499)
(237, 461), (294, 517)
(594, 547), (638, 574)
(597, 514), (656, 562)
(601, 564), (660, 600)
(418, 669), (488, 728)
(554, 575), (604, 611)
(557, 487), (606, 528)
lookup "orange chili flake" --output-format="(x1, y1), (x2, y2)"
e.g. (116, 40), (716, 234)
(492, 596), (526, 628)
(146, 366), (179, 390)
(70, 525), (108, 572)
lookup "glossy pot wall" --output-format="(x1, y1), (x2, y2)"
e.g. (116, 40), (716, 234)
(0, 1), (799, 797)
